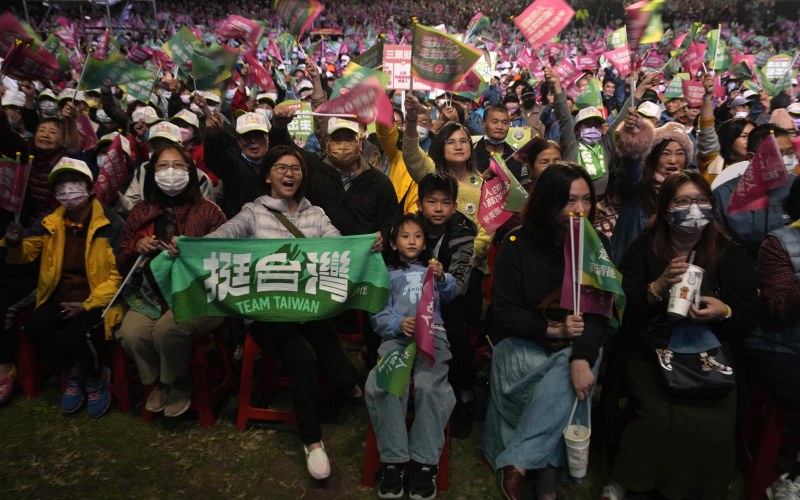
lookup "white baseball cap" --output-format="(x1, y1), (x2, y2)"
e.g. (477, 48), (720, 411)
(195, 90), (221, 104)
(148, 121), (182, 143)
(1, 90), (25, 107)
(171, 109), (200, 130)
(743, 89), (758, 100)
(132, 106), (162, 125)
(574, 106), (604, 126)
(328, 117), (359, 135)
(97, 132), (132, 157)
(48, 157), (94, 183)
(236, 112), (271, 135)
(787, 102), (800, 116)
(58, 88), (87, 103)
(37, 89), (58, 102)
(637, 101), (662, 120)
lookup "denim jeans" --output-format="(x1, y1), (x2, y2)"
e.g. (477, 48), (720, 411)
(365, 329), (455, 465)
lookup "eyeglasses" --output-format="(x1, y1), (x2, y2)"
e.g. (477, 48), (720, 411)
(444, 138), (470, 147)
(273, 163), (303, 174)
(155, 161), (189, 170)
(671, 196), (711, 208)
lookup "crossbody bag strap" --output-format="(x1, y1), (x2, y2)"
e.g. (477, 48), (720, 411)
(267, 208), (306, 238)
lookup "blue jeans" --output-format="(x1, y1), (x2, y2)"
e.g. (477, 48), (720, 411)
(365, 329), (455, 465)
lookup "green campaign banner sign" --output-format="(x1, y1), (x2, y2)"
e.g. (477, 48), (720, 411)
(353, 39), (383, 69)
(150, 235), (391, 323)
(376, 342), (417, 397)
(411, 23), (482, 90)
(78, 53), (153, 90)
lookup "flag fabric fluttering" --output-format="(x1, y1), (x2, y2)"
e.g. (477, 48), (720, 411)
(0, 155), (31, 218)
(375, 342), (417, 397)
(95, 135), (128, 206)
(274, 0), (325, 40)
(727, 133), (790, 214)
(410, 23), (483, 90)
(513, 0), (575, 50)
(413, 266), (437, 367)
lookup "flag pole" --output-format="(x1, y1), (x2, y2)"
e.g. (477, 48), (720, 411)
(577, 214), (585, 314)
(13, 152), (29, 223)
(569, 212), (578, 310)
(102, 253), (145, 318)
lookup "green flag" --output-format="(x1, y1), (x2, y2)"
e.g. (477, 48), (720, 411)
(149, 235), (391, 323)
(332, 64), (389, 98)
(609, 27), (627, 50)
(43, 34), (71, 76)
(677, 22), (703, 54)
(375, 342), (417, 397)
(640, 13), (664, 45)
(353, 39), (383, 69)
(162, 26), (204, 67)
(575, 78), (603, 110)
(277, 33), (296, 62)
(411, 23), (482, 90)
(663, 74), (688, 99)
(77, 53), (153, 90)
(122, 75), (157, 104)
(705, 29), (732, 71)
(491, 153), (527, 213)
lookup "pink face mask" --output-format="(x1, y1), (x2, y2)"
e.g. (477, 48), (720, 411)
(54, 181), (89, 210)
(179, 127), (194, 144)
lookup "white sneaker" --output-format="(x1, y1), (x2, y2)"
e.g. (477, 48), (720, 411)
(700, 353), (733, 376)
(656, 349), (674, 371)
(304, 442), (331, 480)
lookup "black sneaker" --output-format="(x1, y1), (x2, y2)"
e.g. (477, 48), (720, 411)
(409, 464), (438, 500)
(450, 399), (475, 439)
(377, 464), (404, 499)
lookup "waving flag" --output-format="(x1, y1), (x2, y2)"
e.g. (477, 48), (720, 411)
(42, 34), (71, 77)
(727, 133), (789, 214)
(465, 12), (491, 42)
(78, 53), (153, 90)
(95, 28), (110, 60)
(0, 156), (30, 216)
(478, 153), (528, 232)
(413, 267), (436, 367)
(705, 28), (732, 71)
(576, 78), (603, 109)
(604, 46), (632, 77)
(274, 0), (324, 40)
(375, 342), (417, 397)
(514, 0), (575, 50)
(242, 51), (275, 91)
(679, 41), (706, 79)
(411, 23), (483, 90)
(95, 134), (128, 206)
(217, 15), (263, 49)
(53, 16), (78, 47)
(316, 72), (393, 126)
(676, 22), (704, 54)
(0, 40), (60, 81)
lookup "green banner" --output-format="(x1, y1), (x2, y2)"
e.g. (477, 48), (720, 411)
(376, 342), (416, 397)
(609, 27), (627, 50)
(705, 29), (732, 71)
(353, 39), (383, 69)
(43, 34), (71, 76)
(410, 23), (482, 90)
(78, 53), (153, 90)
(150, 235), (391, 323)
(676, 22), (703, 54)
(575, 78), (603, 110)
(162, 27), (204, 68)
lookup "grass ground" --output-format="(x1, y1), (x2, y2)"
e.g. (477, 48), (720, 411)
(0, 347), (746, 499)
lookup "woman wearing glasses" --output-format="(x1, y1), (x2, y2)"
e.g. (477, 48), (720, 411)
(611, 112), (695, 264)
(600, 172), (757, 500)
(116, 145), (227, 418)
(203, 145), (361, 481)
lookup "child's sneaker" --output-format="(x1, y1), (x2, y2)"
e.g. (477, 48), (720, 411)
(61, 375), (85, 413)
(376, 464), (404, 499)
(85, 366), (111, 418)
(409, 464), (438, 500)
(0, 365), (17, 404)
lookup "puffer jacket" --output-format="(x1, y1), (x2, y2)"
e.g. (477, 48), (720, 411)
(117, 198), (227, 274)
(115, 162), (215, 215)
(1, 198), (124, 338)
(206, 194), (340, 239)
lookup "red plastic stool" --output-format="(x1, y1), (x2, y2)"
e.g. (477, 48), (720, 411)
(14, 308), (41, 398)
(236, 332), (296, 430)
(142, 327), (234, 427)
(108, 340), (137, 414)
(742, 385), (794, 500)
(361, 414), (451, 491)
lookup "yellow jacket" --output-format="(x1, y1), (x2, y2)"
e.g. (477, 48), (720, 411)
(376, 123), (419, 214)
(2, 198), (125, 338)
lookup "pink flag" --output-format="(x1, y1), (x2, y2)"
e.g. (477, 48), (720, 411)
(54, 16), (78, 47)
(732, 51), (756, 69)
(150, 48), (174, 70)
(679, 41), (706, 79)
(478, 176), (515, 233)
(575, 55), (597, 71)
(673, 33), (687, 49)
(95, 29), (110, 60)
(0, 157), (31, 215)
(94, 135), (128, 206)
(1, 42), (59, 81)
(553, 59), (580, 86)
(727, 134), (789, 214)
(217, 15), (263, 49)
(315, 76), (393, 126)
(75, 114), (98, 152)
(603, 46), (632, 77)
(126, 43), (151, 64)
(267, 40), (283, 62)
(712, 77), (727, 99)
(641, 52), (664, 70)
(413, 266), (436, 367)
(242, 51), (275, 91)
(625, 0), (650, 57)
(514, 0), (575, 49)
(681, 80), (705, 107)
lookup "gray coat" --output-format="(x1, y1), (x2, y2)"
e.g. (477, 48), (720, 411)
(205, 194), (340, 239)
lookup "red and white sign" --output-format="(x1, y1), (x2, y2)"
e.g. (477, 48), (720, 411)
(514, 0), (575, 49)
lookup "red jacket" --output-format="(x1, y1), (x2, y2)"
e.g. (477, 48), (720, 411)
(118, 198), (227, 273)
(189, 143), (219, 185)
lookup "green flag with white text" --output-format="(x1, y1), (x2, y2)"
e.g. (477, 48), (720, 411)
(376, 342), (417, 397)
(575, 78), (603, 110)
(149, 235), (391, 323)
(77, 53), (153, 90)
(411, 23), (482, 90)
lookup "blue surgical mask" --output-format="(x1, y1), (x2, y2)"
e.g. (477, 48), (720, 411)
(418, 126), (430, 141)
(580, 127), (602, 146)
(392, 94), (402, 106)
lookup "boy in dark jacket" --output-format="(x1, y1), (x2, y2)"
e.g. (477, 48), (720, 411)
(414, 172), (478, 438)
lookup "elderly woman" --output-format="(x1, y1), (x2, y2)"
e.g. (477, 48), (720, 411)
(203, 145), (361, 481)
(602, 172), (757, 500)
(484, 163), (612, 500)
(116, 144), (227, 418)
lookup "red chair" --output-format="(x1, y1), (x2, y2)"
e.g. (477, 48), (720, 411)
(236, 332), (296, 430)
(741, 384), (795, 500)
(141, 326), (234, 427)
(361, 416), (451, 492)
(14, 306), (41, 398)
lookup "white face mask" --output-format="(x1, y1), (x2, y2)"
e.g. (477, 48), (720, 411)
(256, 108), (273, 121)
(54, 181), (90, 210)
(225, 89), (236, 100)
(96, 109), (112, 124)
(784, 154), (797, 171)
(161, 90), (172, 100)
(39, 100), (59, 117)
(96, 154), (108, 169)
(180, 95), (191, 105)
(154, 167), (190, 196)
(418, 125), (430, 141)
(734, 111), (749, 119)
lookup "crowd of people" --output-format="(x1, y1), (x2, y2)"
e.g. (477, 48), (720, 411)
(2, 1), (800, 499)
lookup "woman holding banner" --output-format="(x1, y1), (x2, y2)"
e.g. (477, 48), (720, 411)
(600, 171), (757, 500)
(116, 144), (227, 418)
(484, 163), (610, 500)
(203, 145), (361, 481)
